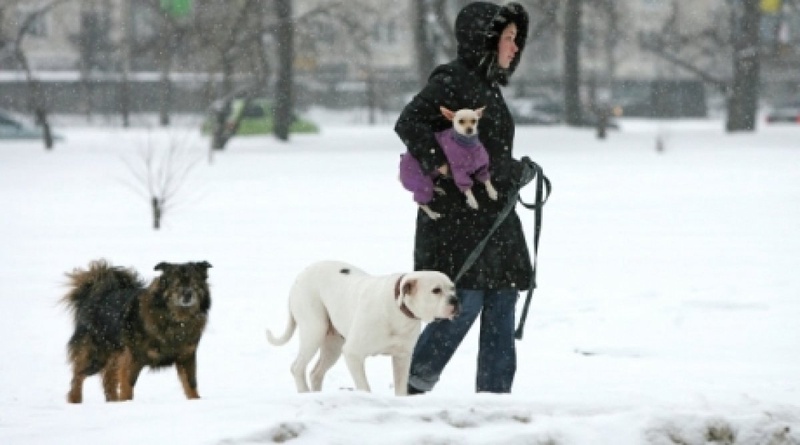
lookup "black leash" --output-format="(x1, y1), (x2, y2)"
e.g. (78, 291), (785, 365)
(451, 158), (551, 340)
(514, 160), (551, 339)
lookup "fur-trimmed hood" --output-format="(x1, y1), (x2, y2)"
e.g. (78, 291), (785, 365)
(455, 2), (528, 86)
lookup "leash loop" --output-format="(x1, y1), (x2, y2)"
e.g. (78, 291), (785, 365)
(451, 157), (551, 340)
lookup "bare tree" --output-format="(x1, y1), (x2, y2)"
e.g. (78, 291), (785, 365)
(207, 85), (258, 152)
(117, 0), (183, 128)
(726, 0), (761, 132)
(138, 0), (194, 127)
(70, 2), (114, 123)
(582, 0), (625, 90)
(413, 0), (435, 86)
(192, 0), (264, 99)
(294, 1), (379, 123)
(411, 0), (456, 86)
(248, 2), (273, 98)
(159, 11), (195, 127)
(198, 0), (361, 148)
(11, 0), (72, 150)
(430, 0), (456, 55)
(118, 0), (134, 128)
(273, 0), (294, 141)
(156, 13), (174, 127)
(206, 1), (272, 150)
(563, 0), (582, 126)
(187, 0), (269, 149)
(123, 132), (202, 230)
(0, 5), (13, 65)
(638, 0), (762, 133)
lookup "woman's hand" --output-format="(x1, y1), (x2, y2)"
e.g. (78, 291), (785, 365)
(437, 164), (449, 176)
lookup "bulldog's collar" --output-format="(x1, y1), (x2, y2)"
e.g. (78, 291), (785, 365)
(394, 275), (419, 320)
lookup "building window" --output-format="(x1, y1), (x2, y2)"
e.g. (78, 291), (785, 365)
(373, 19), (397, 45)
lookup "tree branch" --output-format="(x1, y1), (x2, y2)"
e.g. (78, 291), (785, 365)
(639, 35), (729, 94)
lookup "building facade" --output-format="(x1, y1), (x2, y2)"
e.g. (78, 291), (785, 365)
(1, 0), (798, 111)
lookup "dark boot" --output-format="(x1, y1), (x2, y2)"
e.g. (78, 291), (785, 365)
(407, 384), (426, 395)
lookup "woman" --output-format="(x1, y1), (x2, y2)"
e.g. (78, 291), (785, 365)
(394, 1), (532, 394)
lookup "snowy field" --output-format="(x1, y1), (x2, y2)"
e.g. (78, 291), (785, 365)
(1, 112), (799, 444)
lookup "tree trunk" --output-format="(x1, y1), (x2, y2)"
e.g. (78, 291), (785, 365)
(119, 75), (131, 128)
(158, 16), (172, 127)
(431, 0), (456, 56)
(726, 0), (761, 132)
(273, 0), (294, 142)
(80, 76), (93, 123)
(210, 95), (232, 151)
(413, 0), (435, 87)
(35, 106), (54, 149)
(604, 0), (619, 85)
(151, 197), (162, 230)
(564, 0), (583, 126)
(211, 94), (254, 151)
(13, 0), (68, 150)
(367, 68), (376, 125)
(120, 0), (132, 128)
(16, 49), (52, 150)
(158, 30), (172, 127)
(159, 68), (172, 127)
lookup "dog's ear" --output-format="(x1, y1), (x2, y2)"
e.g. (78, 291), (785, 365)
(154, 262), (171, 272)
(475, 106), (486, 118)
(402, 278), (417, 298)
(193, 261), (212, 279)
(439, 106), (455, 121)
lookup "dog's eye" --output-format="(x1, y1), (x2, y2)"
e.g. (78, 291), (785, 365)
(432, 287), (442, 294)
(458, 119), (464, 125)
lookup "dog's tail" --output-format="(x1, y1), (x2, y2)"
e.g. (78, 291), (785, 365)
(61, 259), (143, 318)
(266, 312), (297, 346)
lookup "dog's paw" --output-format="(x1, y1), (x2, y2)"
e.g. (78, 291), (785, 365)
(421, 205), (443, 220)
(484, 181), (499, 201)
(425, 211), (443, 220)
(466, 193), (479, 210)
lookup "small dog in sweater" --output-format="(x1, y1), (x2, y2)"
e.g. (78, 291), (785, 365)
(399, 106), (498, 220)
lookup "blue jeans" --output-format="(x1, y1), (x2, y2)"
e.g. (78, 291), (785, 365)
(408, 288), (517, 393)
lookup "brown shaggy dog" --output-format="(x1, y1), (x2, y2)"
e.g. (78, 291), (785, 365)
(62, 259), (212, 403)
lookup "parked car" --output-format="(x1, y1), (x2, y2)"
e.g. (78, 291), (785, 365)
(507, 98), (559, 125)
(509, 97), (619, 129)
(0, 108), (59, 141)
(202, 98), (319, 135)
(765, 100), (800, 124)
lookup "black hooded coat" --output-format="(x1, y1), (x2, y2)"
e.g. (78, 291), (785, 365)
(395, 2), (533, 291)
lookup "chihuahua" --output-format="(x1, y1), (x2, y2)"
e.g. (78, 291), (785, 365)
(399, 106), (498, 220)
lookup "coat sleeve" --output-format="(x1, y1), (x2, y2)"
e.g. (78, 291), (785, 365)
(394, 69), (457, 175)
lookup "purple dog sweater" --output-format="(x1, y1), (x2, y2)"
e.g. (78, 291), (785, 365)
(399, 128), (491, 205)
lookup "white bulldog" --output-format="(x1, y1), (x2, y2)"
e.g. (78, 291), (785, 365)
(267, 260), (459, 396)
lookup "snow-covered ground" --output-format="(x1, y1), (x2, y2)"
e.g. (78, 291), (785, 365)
(1, 114), (799, 444)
